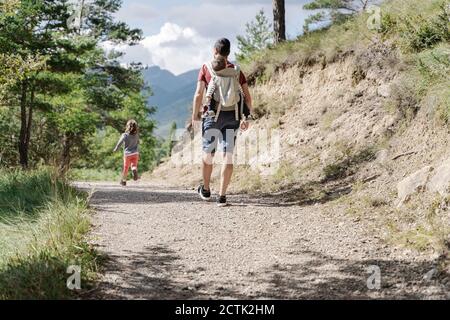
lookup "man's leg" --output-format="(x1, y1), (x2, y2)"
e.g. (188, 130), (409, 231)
(219, 152), (234, 196)
(201, 118), (220, 191)
(202, 152), (214, 191)
(218, 127), (238, 197)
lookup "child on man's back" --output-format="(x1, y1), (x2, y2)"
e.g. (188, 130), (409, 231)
(204, 55), (245, 118)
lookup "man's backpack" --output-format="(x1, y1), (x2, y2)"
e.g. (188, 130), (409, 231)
(205, 62), (249, 122)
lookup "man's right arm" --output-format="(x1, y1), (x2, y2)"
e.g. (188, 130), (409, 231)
(192, 80), (205, 123)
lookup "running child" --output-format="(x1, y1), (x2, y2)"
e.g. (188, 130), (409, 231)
(113, 119), (140, 186)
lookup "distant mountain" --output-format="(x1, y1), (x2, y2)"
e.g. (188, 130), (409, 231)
(143, 66), (198, 138)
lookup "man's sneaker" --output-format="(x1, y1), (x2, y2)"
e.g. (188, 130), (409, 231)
(132, 169), (139, 181)
(197, 185), (211, 201)
(120, 180), (126, 186)
(217, 196), (227, 207)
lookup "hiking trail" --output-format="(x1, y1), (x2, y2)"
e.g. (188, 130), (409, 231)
(74, 181), (448, 299)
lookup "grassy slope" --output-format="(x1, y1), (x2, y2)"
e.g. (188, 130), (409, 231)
(242, 0), (449, 115)
(239, 0), (449, 179)
(0, 169), (100, 299)
(236, 0), (448, 188)
(236, 0), (449, 254)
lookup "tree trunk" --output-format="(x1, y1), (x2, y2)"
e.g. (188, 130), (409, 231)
(18, 82), (28, 168)
(18, 82), (35, 169)
(273, 0), (286, 44)
(59, 133), (72, 176)
(25, 87), (34, 151)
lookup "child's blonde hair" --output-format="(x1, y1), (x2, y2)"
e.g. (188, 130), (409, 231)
(125, 119), (138, 135)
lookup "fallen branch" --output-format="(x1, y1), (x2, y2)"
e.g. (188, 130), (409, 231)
(391, 151), (417, 161)
(362, 174), (381, 183)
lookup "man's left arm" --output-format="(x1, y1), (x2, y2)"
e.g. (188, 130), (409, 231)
(241, 83), (253, 113)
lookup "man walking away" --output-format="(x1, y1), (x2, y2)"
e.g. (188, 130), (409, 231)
(192, 38), (253, 207)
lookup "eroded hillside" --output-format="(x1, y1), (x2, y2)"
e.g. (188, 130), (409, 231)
(149, 0), (449, 275)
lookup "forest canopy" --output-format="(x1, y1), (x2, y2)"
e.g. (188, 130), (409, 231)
(0, 0), (167, 174)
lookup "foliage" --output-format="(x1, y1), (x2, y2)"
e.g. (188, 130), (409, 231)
(396, 2), (450, 53)
(0, 169), (100, 299)
(302, 0), (375, 32)
(377, 1), (450, 125)
(237, 9), (273, 62)
(68, 168), (120, 182)
(0, 0), (159, 175)
(159, 121), (177, 158)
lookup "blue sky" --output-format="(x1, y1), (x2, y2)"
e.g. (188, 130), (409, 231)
(113, 0), (313, 74)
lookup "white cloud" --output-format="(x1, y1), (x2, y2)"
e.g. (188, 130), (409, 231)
(107, 1), (314, 74)
(168, 1), (311, 40)
(140, 23), (212, 74)
(105, 23), (215, 75)
(168, 3), (268, 40)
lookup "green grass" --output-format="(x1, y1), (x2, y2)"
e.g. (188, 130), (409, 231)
(242, 0), (449, 97)
(0, 169), (100, 299)
(322, 146), (378, 182)
(391, 195), (450, 252)
(68, 168), (120, 182)
(240, 6), (375, 81)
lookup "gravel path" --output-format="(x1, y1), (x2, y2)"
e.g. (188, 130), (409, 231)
(76, 181), (448, 299)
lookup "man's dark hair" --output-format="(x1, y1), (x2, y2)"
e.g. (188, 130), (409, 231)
(214, 38), (231, 57)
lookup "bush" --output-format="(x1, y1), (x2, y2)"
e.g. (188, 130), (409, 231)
(396, 2), (450, 52)
(0, 169), (100, 299)
(323, 147), (377, 181)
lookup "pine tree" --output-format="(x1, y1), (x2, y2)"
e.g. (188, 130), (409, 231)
(237, 9), (273, 61)
(0, 0), (151, 171)
(303, 0), (373, 33)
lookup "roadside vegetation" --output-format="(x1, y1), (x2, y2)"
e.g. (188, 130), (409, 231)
(0, 0), (171, 176)
(0, 169), (100, 299)
(0, 0), (169, 299)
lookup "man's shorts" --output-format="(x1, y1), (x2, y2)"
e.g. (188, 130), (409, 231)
(202, 110), (240, 154)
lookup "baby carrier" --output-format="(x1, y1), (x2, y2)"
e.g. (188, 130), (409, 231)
(204, 62), (250, 122)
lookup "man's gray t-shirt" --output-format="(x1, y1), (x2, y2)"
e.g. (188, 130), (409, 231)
(116, 133), (139, 155)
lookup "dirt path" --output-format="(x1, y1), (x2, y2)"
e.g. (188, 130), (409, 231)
(76, 181), (448, 299)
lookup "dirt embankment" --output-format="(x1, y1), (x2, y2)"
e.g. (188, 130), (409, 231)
(150, 40), (449, 275)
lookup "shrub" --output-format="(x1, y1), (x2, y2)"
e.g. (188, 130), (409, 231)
(323, 147), (377, 181)
(398, 3), (450, 52)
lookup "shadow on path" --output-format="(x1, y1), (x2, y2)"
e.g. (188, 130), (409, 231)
(249, 247), (449, 299)
(83, 183), (352, 209)
(90, 244), (448, 300)
(83, 186), (301, 208)
(92, 245), (231, 299)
